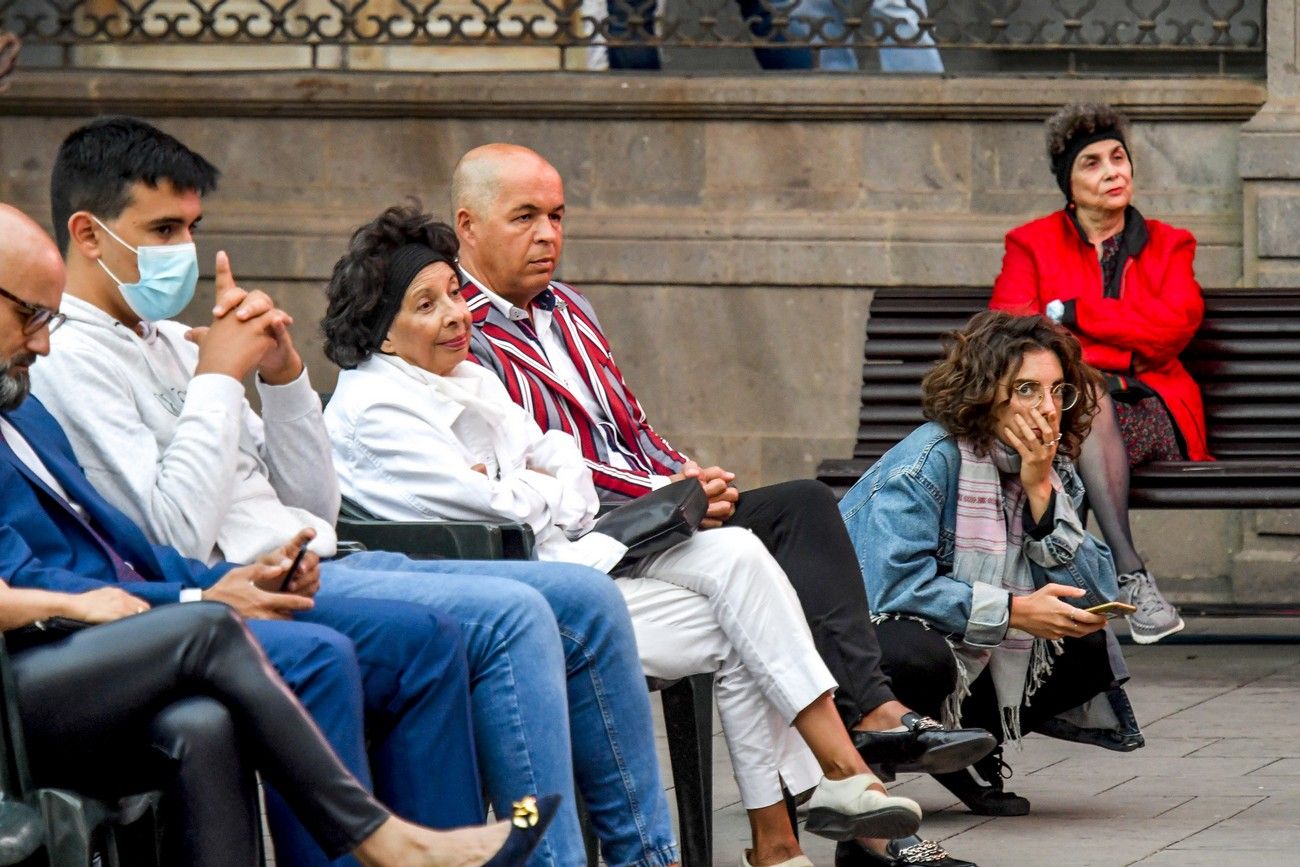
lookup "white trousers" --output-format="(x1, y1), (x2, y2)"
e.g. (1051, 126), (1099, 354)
(616, 527), (836, 808)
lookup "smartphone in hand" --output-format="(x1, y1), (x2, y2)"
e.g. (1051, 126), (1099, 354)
(279, 546), (310, 593)
(1085, 600), (1137, 619)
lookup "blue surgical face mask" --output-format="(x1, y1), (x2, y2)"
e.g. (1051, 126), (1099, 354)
(92, 216), (199, 322)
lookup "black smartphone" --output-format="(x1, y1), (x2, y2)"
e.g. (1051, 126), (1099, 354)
(279, 546), (310, 593)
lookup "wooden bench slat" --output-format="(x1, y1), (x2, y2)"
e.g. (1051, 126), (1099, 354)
(1206, 404), (1300, 422)
(1187, 338), (1300, 357)
(1188, 359), (1300, 378)
(865, 340), (964, 360)
(1202, 381), (1300, 400)
(862, 362), (938, 382)
(1196, 317), (1300, 336)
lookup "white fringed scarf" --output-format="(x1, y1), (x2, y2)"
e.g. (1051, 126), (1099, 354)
(945, 440), (1065, 744)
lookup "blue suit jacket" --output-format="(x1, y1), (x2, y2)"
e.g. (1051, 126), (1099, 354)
(0, 397), (233, 606)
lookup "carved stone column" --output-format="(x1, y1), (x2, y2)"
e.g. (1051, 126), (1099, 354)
(1230, 0), (1300, 602)
(1240, 0), (1300, 287)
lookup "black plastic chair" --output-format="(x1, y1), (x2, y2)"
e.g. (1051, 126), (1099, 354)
(335, 497), (715, 867)
(336, 498), (537, 560)
(0, 639), (163, 867)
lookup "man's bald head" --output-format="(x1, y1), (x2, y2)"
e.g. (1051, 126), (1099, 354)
(0, 204), (64, 303)
(0, 203), (65, 410)
(451, 144), (560, 218)
(451, 144), (566, 308)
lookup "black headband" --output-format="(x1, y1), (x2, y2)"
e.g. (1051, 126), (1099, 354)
(1052, 127), (1129, 202)
(368, 243), (454, 350)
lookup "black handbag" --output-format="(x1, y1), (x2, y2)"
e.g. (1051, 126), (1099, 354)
(4, 617), (93, 653)
(591, 478), (708, 572)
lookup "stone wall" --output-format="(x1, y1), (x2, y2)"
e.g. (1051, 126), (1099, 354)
(0, 68), (1280, 602)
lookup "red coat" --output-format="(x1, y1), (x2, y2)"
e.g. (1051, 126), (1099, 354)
(990, 209), (1211, 461)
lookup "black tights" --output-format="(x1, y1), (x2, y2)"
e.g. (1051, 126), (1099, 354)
(11, 603), (388, 866)
(873, 618), (1115, 747)
(1077, 391), (1144, 574)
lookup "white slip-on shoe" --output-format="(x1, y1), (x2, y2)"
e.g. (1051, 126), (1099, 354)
(740, 853), (815, 867)
(803, 773), (922, 842)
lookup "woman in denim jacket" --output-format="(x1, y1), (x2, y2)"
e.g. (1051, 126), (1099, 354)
(839, 311), (1144, 819)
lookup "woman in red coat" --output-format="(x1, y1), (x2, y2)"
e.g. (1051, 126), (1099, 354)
(990, 103), (1204, 645)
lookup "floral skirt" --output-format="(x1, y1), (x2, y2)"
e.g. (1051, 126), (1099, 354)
(1113, 396), (1183, 466)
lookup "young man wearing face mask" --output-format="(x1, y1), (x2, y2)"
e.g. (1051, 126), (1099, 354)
(31, 116), (688, 867)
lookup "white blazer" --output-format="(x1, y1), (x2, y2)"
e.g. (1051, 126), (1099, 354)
(325, 354), (625, 569)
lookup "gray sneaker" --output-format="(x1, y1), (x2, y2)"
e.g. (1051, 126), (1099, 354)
(1119, 569), (1185, 644)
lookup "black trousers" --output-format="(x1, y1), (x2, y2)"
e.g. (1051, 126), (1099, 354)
(873, 617), (1115, 744)
(728, 479), (897, 727)
(11, 603), (388, 866)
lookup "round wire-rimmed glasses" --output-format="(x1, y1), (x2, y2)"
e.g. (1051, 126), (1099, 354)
(1010, 381), (1080, 411)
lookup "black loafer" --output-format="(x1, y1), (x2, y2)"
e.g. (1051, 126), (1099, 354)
(853, 713), (996, 779)
(835, 837), (979, 867)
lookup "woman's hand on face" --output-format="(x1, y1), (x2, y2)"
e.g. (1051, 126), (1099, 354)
(1009, 584), (1106, 640)
(1002, 405), (1060, 496)
(63, 587), (150, 624)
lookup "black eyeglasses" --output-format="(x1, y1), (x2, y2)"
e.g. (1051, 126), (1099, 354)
(0, 286), (66, 336)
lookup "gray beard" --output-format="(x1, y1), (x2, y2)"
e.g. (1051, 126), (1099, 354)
(0, 360), (30, 412)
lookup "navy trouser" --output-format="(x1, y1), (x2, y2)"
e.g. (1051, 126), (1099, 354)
(249, 594), (482, 867)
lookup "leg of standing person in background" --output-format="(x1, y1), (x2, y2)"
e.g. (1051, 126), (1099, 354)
(737, 0), (817, 68)
(320, 553), (679, 867)
(605, 0), (664, 68)
(874, 0), (943, 72)
(788, 0), (860, 69)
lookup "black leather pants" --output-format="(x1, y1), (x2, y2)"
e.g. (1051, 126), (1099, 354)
(10, 603), (390, 865)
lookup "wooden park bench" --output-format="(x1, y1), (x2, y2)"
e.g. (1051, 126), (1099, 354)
(816, 287), (1300, 509)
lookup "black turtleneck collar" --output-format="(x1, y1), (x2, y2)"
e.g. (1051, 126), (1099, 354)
(1066, 205), (1148, 299)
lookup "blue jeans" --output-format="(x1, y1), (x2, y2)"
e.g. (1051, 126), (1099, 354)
(320, 552), (677, 867)
(249, 595), (481, 867)
(792, 0), (943, 70)
(605, 0), (815, 69)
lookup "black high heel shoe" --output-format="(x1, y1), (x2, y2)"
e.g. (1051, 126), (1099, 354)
(482, 793), (562, 867)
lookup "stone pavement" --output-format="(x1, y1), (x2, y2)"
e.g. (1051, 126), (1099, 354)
(647, 617), (1300, 867)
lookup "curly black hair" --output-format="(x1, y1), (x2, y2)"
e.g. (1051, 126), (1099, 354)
(322, 201), (459, 370)
(1045, 102), (1130, 162)
(921, 310), (1104, 459)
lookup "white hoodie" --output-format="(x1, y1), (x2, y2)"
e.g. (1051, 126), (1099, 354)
(29, 294), (338, 564)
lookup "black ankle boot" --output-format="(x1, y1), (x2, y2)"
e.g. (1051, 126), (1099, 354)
(933, 748), (1030, 817)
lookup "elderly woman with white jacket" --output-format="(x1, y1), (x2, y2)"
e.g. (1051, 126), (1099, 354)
(321, 204), (923, 867)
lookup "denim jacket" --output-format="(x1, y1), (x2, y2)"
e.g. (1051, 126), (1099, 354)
(838, 422), (1120, 646)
